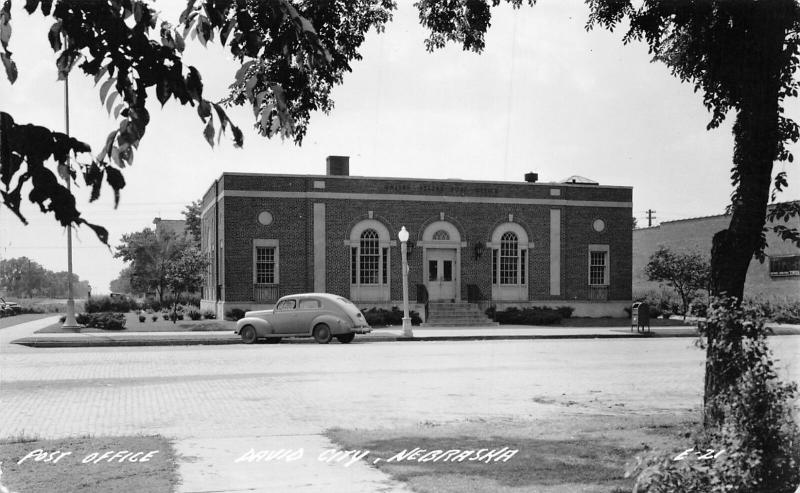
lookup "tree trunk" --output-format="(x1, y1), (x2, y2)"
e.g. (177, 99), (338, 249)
(704, 8), (785, 426)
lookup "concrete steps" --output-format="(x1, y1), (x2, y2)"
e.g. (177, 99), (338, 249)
(422, 302), (499, 327)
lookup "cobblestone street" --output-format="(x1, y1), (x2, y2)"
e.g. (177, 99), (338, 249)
(2, 336), (798, 491)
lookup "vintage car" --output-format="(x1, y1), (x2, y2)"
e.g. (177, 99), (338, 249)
(0, 297), (21, 316)
(235, 293), (371, 344)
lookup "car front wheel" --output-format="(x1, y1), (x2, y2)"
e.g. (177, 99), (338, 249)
(313, 323), (332, 344)
(240, 326), (257, 344)
(335, 333), (355, 344)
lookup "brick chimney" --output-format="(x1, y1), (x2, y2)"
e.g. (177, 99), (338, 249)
(326, 156), (350, 176)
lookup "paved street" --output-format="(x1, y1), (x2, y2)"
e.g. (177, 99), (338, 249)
(1, 333), (798, 491)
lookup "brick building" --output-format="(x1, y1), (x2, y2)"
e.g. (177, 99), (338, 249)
(200, 157), (633, 320)
(633, 202), (800, 301)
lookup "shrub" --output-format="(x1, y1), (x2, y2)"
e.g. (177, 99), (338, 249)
(360, 307), (421, 327)
(187, 310), (202, 320)
(162, 312), (169, 321)
(488, 306), (562, 325)
(63, 312), (126, 330)
(689, 298), (708, 318)
(749, 299), (800, 324)
(138, 314), (146, 323)
(85, 295), (137, 313)
(151, 314), (158, 322)
(202, 310), (216, 320)
(225, 308), (246, 321)
(628, 298), (800, 492)
(555, 306), (574, 319)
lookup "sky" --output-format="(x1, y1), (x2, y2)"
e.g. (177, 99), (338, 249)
(2, 1), (800, 294)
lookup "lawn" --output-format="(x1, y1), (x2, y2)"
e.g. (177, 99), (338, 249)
(35, 312), (235, 333)
(0, 313), (58, 330)
(327, 413), (699, 493)
(0, 435), (178, 493)
(558, 317), (692, 328)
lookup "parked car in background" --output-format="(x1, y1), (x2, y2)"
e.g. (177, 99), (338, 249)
(235, 293), (371, 344)
(0, 297), (21, 316)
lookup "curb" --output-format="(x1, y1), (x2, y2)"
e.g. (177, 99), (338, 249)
(11, 331), (703, 348)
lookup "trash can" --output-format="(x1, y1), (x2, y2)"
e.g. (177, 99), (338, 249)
(631, 302), (650, 332)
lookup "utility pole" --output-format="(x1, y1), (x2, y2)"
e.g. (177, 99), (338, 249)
(646, 209), (657, 227)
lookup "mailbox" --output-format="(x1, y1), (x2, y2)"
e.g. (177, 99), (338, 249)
(631, 302), (650, 332)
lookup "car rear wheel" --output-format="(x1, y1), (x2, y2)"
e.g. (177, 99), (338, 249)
(335, 333), (355, 344)
(265, 337), (282, 344)
(240, 325), (257, 344)
(313, 323), (332, 344)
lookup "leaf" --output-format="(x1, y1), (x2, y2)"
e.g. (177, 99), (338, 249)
(231, 124), (243, 147)
(105, 166), (126, 207)
(220, 17), (237, 46)
(56, 50), (80, 80)
(197, 99), (211, 121)
(0, 14), (10, 48)
(106, 90), (118, 114)
(174, 30), (185, 52)
(233, 60), (255, 86)
(57, 162), (70, 182)
(113, 103), (124, 119)
(99, 77), (115, 105)
(47, 20), (62, 51)
(23, 0), (39, 15)
(156, 77), (172, 106)
(85, 222), (109, 244)
(40, 0), (52, 15)
(186, 66), (203, 100)
(0, 52), (17, 84)
(93, 63), (109, 85)
(96, 130), (117, 162)
(203, 118), (214, 147)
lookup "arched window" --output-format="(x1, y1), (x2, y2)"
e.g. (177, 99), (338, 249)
(491, 223), (528, 289)
(359, 229), (381, 284)
(499, 232), (519, 284)
(348, 220), (390, 301)
(432, 230), (450, 241)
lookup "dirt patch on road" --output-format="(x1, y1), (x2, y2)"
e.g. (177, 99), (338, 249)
(327, 413), (699, 493)
(0, 435), (178, 493)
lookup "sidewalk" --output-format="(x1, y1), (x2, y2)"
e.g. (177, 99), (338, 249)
(6, 318), (800, 348)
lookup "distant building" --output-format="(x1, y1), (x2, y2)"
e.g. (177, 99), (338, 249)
(633, 202), (800, 301)
(200, 156), (633, 319)
(152, 217), (186, 238)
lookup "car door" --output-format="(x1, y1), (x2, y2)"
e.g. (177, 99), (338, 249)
(295, 298), (322, 334)
(272, 298), (299, 334)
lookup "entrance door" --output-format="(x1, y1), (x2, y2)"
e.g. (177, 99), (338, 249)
(426, 249), (457, 301)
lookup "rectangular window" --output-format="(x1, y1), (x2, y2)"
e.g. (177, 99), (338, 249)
(770, 255), (800, 277)
(500, 256), (517, 285)
(253, 239), (279, 287)
(351, 247), (358, 284)
(360, 243), (380, 284)
(588, 246), (609, 286)
(492, 249), (498, 284)
(520, 249), (527, 285)
(382, 247), (388, 284)
(255, 246), (275, 284)
(443, 260), (452, 282)
(429, 260), (438, 281)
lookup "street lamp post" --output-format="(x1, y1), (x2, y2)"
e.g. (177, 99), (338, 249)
(61, 68), (80, 330)
(398, 226), (413, 337)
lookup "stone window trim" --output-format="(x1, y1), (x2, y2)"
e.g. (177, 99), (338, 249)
(490, 222), (531, 286)
(347, 220), (391, 287)
(588, 244), (610, 286)
(252, 239), (279, 285)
